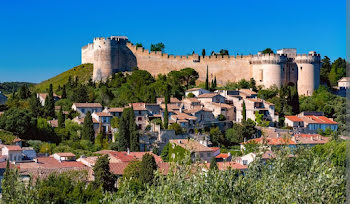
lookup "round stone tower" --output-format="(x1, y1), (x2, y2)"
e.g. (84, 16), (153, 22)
(92, 36), (131, 81)
(250, 53), (288, 88)
(294, 51), (321, 96)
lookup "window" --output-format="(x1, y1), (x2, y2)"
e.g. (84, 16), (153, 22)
(138, 117), (142, 121)
(300, 66), (303, 70)
(200, 153), (203, 157)
(81, 108), (85, 113)
(207, 152), (211, 157)
(138, 111), (141, 115)
(243, 160), (248, 165)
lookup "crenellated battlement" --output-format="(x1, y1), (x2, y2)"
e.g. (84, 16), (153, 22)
(82, 36), (321, 96)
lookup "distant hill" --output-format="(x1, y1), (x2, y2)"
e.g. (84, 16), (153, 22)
(36, 63), (93, 92)
(0, 82), (35, 95)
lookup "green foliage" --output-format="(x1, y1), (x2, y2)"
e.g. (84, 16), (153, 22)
(254, 111), (269, 127)
(163, 103), (169, 129)
(312, 140), (346, 168)
(187, 92), (195, 98)
(36, 63), (93, 92)
(44, 84), (55, 118)
(0, 108), (37, 140)
(328, 57), (346, 86)
(205, 66), (209, 90)
(161, 143), (170, 162)
(261, 48), (274, 54)
(57, 106), (65, 128)
(109, 148), (345, 203)
(18, 84), (31, 99)
(140, 153), (158, 185)
(242, 101), (246, 121)
(210, 127), (224, 146)
(209, 157), (218, 170)
(93, 155), (116, 192)
(257, 85), (279, 100)
(168, 123), (183, 135)
(0, 82), (34, 95)
(135, 43), (143, 48)
(169, 142), (189, 162)
(70, 84), (88, 103)
(28, 92), (42, 117)
(37, 117), (58, 143)
(150, 42), (165, 52)
(81, 112), (95, 142)
(117, 108), (139, 151)
(320, 56), (332, 85)
(219, 49), (229, 55)
(217, 114), (226, 121)
(202, 49), (205, 57)
(0, 130), (16, 145)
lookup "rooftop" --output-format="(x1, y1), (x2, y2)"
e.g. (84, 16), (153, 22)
(73, 103), (102, 108)
(169, 139), (213, 152)
(197, 93), (220, 98)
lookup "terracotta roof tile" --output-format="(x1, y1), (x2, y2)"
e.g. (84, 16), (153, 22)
(170, 139), (213, 152)
(73, 103), (102, 108)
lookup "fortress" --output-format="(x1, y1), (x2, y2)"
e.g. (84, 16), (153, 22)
(81, 36), (321, 96)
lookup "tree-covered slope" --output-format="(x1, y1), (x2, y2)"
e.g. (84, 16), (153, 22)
(35, 63), (93, 92)
(0, 82), (35, 95)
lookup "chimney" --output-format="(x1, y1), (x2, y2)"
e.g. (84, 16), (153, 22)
(277, 133), (280, 138)
(34, 158), (38, 163)
(291, 136), (296, 142)
(127, 148), (130, 155)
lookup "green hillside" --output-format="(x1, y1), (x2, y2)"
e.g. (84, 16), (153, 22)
(36, 63), (93, 92)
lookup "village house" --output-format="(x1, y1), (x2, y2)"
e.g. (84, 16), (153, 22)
(235, 97), (278, 124)
(197, 92), (226, 104)
(185, 88), (210, 97)
(182, 97), (202, 109)
(202, 161), (248, 172)
(202, 102), (235, 121)
(2, 145), (22, 162)
(72, 116), (100, 136)
(183, 107), (216, 127)
(92, 112), (113, 135)
(169, 139), (220, 162)
(37, 93), (61, 106)
(72, 103), (103, 117)
(285, 112), (338, 133)
(156, 97), (182, 107)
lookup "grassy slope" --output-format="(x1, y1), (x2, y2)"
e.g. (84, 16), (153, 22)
(35, 63), (93, 92)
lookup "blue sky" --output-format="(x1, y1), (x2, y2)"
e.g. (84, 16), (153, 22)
(0, 0), (346, 83)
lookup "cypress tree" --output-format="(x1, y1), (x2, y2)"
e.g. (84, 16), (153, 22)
(117, 108), (131, 151)
(2, 161), (18, 202)
(62, 84), (67, 99)
(242, 101), (247, 121)
(82, 111), (95, 142)
(57, 106), (65, 128)
(45, 84), (55, 118)
(29, 92), (42, 117)
(202, 49), (206, 57)
(205, 65), (209, 90)
(209, 157), (218, 170)
(140, 153), (157, 185)
(214, 76), (217, 88)
(129, 108), (139, 152)
(92, 155), (115, 192)
(164, 103), (169, 130)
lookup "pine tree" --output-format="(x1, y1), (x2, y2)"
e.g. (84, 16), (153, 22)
(205, 65), (209, 90)
(82, 112), (95, 142)
(57, 106), (65, 128)
(209, 157), (218, 170)
(140, 153), (157, 185)
(45, 84), (55, 118)
(92, 155), (115, 192)
(62, 84), (67, 99)
(242, 101), (247, 121)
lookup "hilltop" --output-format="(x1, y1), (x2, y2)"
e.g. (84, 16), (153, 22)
(35, 63), (93, 92)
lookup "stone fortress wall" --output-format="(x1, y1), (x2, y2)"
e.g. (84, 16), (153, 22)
(82, 36), (321, 96)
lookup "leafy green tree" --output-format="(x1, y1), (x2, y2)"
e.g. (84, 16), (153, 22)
(37, 117), (58, 142)
(168, 123), (183, 135)
(161, 143), (170, 162)
(0, 108), (37, 140)
(81, 112), (95, 142)
(328, 57), (346, 86)
(150, 42), (165, 52)
(187, 93), (195, 98)
(249, 78), (257, 92)
(140, 153), (158, 185)
(261, 48), (274, 54)
(93, 155), (116, 192)
(205, 66), (209, 90)
(209, 157), (218, 170)
(210, 127), (224, 146)
(71, 85), (88, 103)
(225, 125), (243, 144)
(217, 114), (226, 121)
(254, 111), (269, 127)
